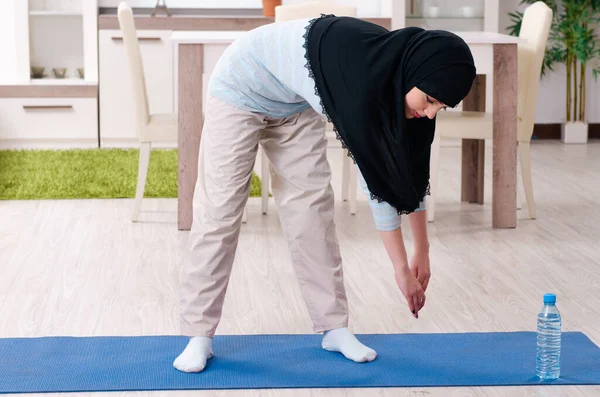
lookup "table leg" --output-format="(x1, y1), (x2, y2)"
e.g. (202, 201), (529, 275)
(461, 75), (486, 204)
(492, 43), (518, 228)
(461, 139), (485, 204)
(178, 44), (204, 230)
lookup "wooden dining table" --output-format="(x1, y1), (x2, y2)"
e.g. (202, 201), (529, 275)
(170, 30), (520, 231)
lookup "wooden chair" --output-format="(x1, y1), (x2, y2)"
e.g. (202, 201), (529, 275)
(428, 1), (552, 221)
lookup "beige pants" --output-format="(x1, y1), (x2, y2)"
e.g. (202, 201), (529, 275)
(179, 96), (348, 337)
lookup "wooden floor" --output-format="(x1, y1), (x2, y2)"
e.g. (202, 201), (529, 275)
(1, 141), (599, 396)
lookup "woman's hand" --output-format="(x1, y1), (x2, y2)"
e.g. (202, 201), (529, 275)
(410, 250), (431, 292)
(377, 223), (427, 318)
(394, 266), (426, 318)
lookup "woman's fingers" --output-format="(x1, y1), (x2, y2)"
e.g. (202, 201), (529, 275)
(416, 269), (429, 290)
(412, 295), (420, 318)
(408, 296), (417, 318)
(413, 289), (426, 318)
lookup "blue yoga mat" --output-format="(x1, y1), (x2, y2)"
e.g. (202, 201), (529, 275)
(1, 332), (599, 393)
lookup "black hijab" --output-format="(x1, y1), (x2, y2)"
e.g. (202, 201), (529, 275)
(305, 15), (476, 214)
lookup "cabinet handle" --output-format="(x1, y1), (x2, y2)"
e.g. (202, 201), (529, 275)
(112, 37), (162, 42)
(23, 105), (73, 110)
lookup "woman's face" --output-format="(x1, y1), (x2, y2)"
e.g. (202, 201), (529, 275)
(404, 86), (448, 120)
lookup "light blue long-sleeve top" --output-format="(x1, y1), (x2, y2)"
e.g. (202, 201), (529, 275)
(208, 17), (425, 231)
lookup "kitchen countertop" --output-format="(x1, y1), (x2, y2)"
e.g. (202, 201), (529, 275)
(98, 12), (391, 31)
(98, 14), (276, 30)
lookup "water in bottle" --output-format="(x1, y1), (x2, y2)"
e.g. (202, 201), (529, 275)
(536, 293), (561, 380)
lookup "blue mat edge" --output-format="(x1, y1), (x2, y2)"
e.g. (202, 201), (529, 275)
(4, 330), (597, 343)
(1, 331), (598, 393)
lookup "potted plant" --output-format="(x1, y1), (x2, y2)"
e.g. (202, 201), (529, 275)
(507, 0), (600, 143)
(262, 0), (282, 17)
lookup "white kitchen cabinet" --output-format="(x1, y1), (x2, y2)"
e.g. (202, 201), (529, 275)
(392, 0), (500, 32)
(98, 0), (262, 8)
(0, 0), (98, 149)
(0, 98), (98, 149)
(4, 0), (99, 85)
(99, 29), (174, 147)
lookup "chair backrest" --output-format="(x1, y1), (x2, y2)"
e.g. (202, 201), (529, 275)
(117, 2), (150, 137)
(275, 1), (356, 22)
(517, 1), (552, 141)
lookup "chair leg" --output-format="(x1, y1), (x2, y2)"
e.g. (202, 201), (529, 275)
(519, 141), (536, 219)
(132, 142), (151, 222)
(349, 162), (357, 215)
(261, 148), (269, 215)
(341, 149), (350, 202)
(242, 207), (248, 223)
(427, 130), (441, 222)
(516, 149), (524, 211)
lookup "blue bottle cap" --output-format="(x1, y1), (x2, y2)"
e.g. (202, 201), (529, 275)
(543, 293), (556, 304)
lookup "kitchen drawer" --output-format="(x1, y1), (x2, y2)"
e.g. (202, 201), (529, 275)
(0, 98), (98, 149)
(99, 29), (174, 147)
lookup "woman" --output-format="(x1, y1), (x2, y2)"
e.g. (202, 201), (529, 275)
(173, 14), (476, 373)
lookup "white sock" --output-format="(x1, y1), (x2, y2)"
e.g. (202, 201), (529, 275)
(321, 327), (377, 363)
(173, 336), (213, 373)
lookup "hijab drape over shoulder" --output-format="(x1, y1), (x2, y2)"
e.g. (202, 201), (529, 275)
(305, 15), (476, 214)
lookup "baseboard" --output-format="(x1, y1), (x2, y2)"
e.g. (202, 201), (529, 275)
(0, 139), (99, 150)
(100, 139), (178, 149)
(533, 123), (600, 140)
(439, 123), (600, 147)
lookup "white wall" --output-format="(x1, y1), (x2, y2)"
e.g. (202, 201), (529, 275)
(500, 0), (600, 123)
(0, 1), (18, 84)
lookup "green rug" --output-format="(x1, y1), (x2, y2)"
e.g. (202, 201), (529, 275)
(0, 149), (262, 200)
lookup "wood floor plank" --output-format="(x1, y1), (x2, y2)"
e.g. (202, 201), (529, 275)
(0, 141), (599, 396)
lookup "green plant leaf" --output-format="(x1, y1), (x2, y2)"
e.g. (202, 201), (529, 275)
(506, 11), (524, 36)
(508, 0), (600, 120)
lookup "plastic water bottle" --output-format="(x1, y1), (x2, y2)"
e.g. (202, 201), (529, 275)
(536, 293), (561, 379)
